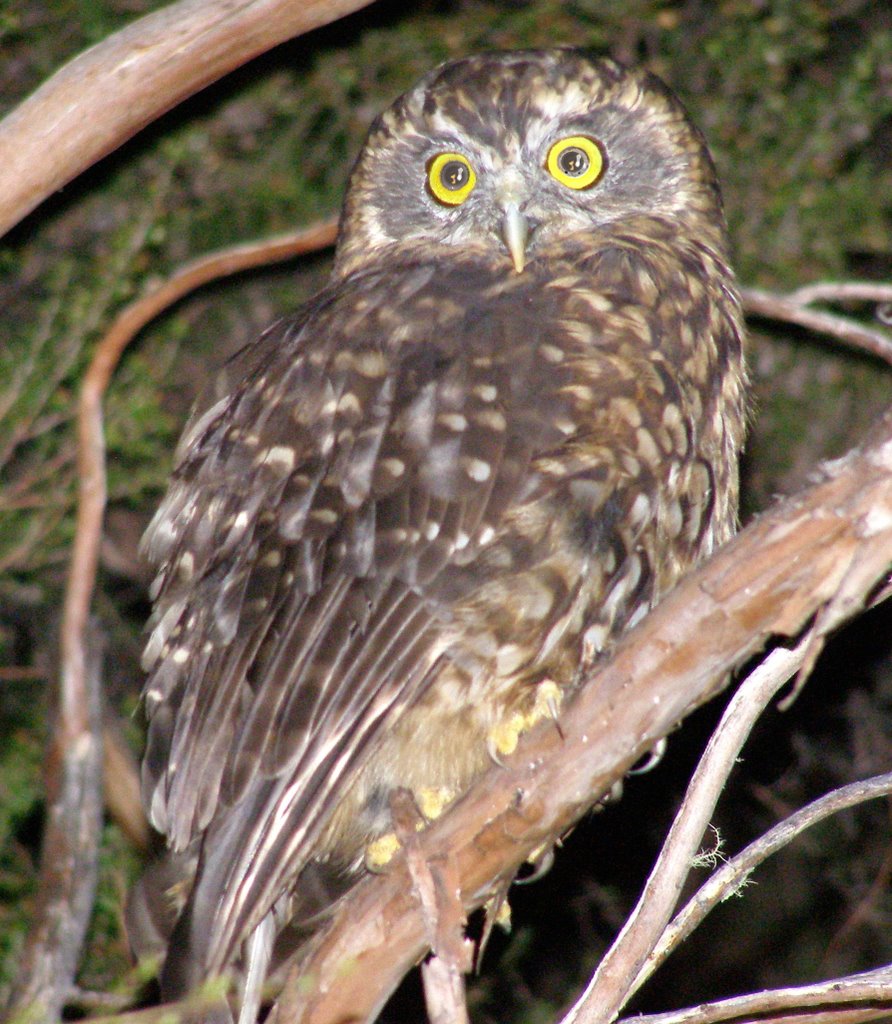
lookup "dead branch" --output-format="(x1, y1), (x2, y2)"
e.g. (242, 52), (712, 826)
(6, 624), (105, 1024)
(563, 637), (816, 1024)
(741, 285), (892, 366)
(615, 965), (892, 1024)
(0, 0), (372, 238)
(279, 406), (892, 1024)
(637, 770), (892, 1000)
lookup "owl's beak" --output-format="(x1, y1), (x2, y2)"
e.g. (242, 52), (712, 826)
(501, 202), (529, 274)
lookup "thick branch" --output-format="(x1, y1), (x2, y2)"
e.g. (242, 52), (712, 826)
(6, 625), (104, 1024)
(282, 407), (892, 1024)
(0, 0), (373, 237)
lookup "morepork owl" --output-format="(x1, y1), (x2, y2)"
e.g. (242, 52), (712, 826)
(136, 48), (746, 1022)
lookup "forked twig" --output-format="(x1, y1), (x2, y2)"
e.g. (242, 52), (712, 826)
(741, 283), (892, 365)
(562, 638), (814, 1024)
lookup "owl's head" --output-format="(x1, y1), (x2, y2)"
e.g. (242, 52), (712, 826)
(334, 49), (727, 279)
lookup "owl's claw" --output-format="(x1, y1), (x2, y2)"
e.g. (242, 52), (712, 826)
(629, 736), (668, 774)
(487, 679), (564, 760)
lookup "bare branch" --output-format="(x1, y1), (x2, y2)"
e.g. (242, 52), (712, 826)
(93, 223), (338, 362)
(741, 285), (892, 366)
(636, 771), (892, 1002)
(787, 282), (892, 308)
(280, 408), (892, 1024)
(0, 0), (373, 237)
(563, 638), (815, 1024)
(6, 624), (104, 1024)
(616, 966), (892, 1024)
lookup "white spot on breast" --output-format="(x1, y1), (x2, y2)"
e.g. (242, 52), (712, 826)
(473, 384), (498, 402)
(438, 413), (468, 432)
(463, 457), (492, 482)
(353, 350), (388, 378)
(629, 492), (652, 528)
(496, 644), (528, 675)
(522, 578), (554, 621)
(636, 428), (660, 465)
(260, 445), (297, 474)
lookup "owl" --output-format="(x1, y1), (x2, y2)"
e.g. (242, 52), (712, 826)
(137, 49), (746, 1021)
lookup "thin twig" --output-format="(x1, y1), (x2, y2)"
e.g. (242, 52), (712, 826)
(637, 772), (892, 1003)
(562, 638), (813, 1024)
(616, 965), (892, 1024)
(740, 285), (892, 366)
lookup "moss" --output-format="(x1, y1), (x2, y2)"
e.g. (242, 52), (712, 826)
(0, 681), (45, 1001)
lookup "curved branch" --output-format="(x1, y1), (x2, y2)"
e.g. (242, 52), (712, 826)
(563, 638), (815, 1024)
(0, 0), (373, 237)
(741, 285), (892, 366)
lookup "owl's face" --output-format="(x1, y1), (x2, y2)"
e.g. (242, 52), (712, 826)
(335, 50), (726, 278)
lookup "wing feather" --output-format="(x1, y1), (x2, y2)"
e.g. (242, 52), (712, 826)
(144, 244), (716, 981)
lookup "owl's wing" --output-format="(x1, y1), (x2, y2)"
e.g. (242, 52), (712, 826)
(140, 257), (585, 978)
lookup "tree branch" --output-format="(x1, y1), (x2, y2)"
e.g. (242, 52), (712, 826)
(0, 0), (373, 238)
(635, 771), (892, 1000)
(6, 623), (105, 1024)
(741, 285), (892, 366)
(562, 638), (816, 1024)
(616, 966), (892, 1024)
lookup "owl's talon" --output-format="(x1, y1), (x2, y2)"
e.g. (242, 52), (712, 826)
(415, 785), (456, 821)
(486, 895), (512, 933)
(518, 843), (555, 884)
(487, 681), (564, 762)
(629, 737), (668, 775)
(488, 712), (526, 760)
(594, 778), (624, 812)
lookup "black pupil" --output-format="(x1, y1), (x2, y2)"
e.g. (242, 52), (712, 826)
(559, 147), (589, 176)
(440, 160), (469, 190)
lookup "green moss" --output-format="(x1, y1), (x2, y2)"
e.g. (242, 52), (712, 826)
(0, 683), (44, 1001)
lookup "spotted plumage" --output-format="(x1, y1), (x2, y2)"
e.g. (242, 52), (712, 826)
(137, 49), (746, 1018)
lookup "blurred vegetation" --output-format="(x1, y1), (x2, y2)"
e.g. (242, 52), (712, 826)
(0, 1), (890, 1020)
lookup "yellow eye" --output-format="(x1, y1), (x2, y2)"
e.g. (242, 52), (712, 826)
(545, 136), (605, 190)
(427, 152), (477, 206)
